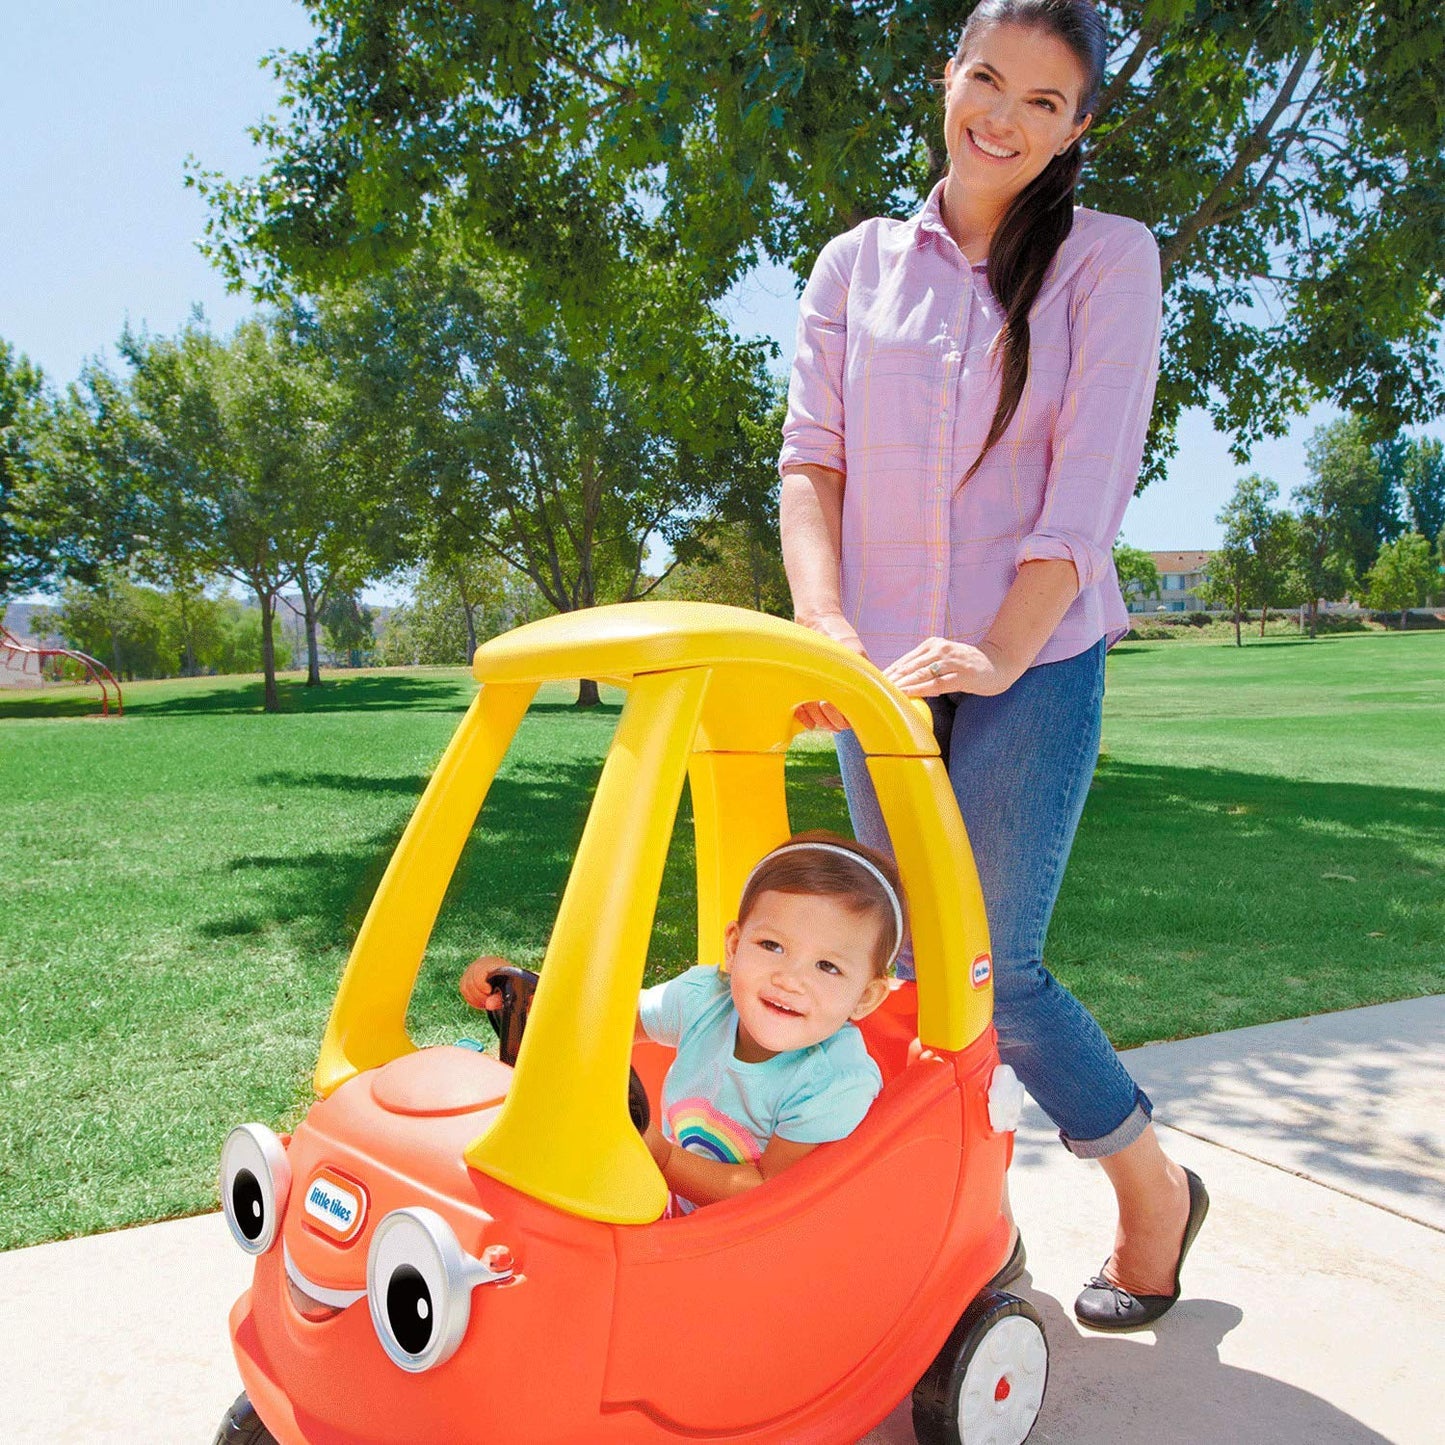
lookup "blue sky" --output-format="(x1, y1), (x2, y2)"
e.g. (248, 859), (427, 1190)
(3, 0), (1439, 577)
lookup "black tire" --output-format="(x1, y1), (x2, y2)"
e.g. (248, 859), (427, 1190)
(212, 1392), (280, 1445)
(912, 1290), (1048, 1445)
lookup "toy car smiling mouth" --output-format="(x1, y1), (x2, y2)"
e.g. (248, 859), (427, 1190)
(214, 602), (1047, 1445)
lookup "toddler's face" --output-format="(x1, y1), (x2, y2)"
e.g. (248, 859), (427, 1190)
(725, 890), (889, 1063)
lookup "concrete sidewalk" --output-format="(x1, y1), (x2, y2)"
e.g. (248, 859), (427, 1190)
(3, 997), (1441, 1444)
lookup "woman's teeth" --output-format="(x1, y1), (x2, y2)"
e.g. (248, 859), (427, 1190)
(970, 131), (1018, 159)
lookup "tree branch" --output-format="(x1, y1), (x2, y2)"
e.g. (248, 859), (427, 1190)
(1094, 15), (1165, 125)
(1211, 70), (1329, 227)
(1159, 47), (1315, 276)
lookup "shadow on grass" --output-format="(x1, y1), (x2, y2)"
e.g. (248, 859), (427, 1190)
(0, 673), (473, 720)
(1054, 757), (1444, 1045)
(137, 673), (472, 717)
(0, 690), (122, 720)
(194, 747), (852, 966)
(254, 770), (431, 795)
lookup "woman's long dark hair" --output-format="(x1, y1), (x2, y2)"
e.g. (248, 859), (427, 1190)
(957, 0), (1107, 484)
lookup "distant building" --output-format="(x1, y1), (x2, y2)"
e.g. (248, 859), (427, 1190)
(1123, 550), (1213, 613)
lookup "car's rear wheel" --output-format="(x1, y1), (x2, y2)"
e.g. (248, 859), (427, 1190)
(212, 1392), (280, 1445)
(912, 1290), (1048, 1445)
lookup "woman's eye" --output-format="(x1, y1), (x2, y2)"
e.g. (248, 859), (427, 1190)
(1032, 97), (1058, 112)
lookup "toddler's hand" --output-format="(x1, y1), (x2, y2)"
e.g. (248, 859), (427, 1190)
(460, 956), (513, 1010)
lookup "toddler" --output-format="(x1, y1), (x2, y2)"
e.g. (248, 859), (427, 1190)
(464, 830), (905, 1214)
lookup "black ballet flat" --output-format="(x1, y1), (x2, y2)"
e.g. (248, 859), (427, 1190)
(987, 1232), (1027, 1291)
(1074, 1168), (1209, 1332)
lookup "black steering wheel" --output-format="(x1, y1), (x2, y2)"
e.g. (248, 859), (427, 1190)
(482, 966), (650, 1134)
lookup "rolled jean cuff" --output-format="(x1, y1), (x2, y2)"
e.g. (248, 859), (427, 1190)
(1059, 1093), (1153, 1160)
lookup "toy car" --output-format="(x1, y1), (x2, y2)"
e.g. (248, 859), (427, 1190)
(215, 601), (1047, 1445)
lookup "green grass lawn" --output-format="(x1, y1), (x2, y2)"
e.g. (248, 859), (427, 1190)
(1, 631), (1441, 1248)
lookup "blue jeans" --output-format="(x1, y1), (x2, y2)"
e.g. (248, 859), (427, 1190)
(835, 640), (1151, 1158)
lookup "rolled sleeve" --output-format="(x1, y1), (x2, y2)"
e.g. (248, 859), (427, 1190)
(778, 234), (856, 477)
(1015, 222), (1162, 590)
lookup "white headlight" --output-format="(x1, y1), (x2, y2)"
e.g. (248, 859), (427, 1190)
(366, 1208), (512, 1372)
(220, 1124), (291, 1255)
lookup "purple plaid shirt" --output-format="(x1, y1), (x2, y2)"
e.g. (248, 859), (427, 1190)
(779, 180), (1161, 670)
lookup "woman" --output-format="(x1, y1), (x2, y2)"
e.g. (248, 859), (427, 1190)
(779, 0), (1207, 1331)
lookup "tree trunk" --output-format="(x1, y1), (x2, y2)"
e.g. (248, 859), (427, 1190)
(1308, 599), (1319, 639)
(1259, 604), (1269, 637)
(259, 590), (280, 712)
(298, 572), (323, 686)
(177, 589), (198, 675)
(576, 677), (601, 708)
(1232, 582), (1242, 646)
(1401, 608), (1409, 631)
(461, 596), (478, 665)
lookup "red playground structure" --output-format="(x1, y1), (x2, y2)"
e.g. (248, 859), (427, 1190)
(1, 623), (123, 716)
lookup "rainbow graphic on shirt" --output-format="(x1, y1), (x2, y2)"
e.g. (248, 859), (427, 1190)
(667, 1097), (762, 1165)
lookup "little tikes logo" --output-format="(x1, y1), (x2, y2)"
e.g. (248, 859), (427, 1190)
(303, 1170), (367, 1243)
(971, 953), (993, 989)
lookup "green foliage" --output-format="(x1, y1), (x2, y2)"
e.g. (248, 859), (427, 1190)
(320, 592), (377, 666)
(194, 1), (1445, 483)
(1364, 532), (1437, 623)
(377, 556), (548, 666)
(37, 574), (294, 679)
(1112, 543), (1160, 600)
(44, 314), (382, 709)
(319, 239), (780, 616)
(1202, 473), (1301, 639)
(1399, 437), (1445, 545)
(655, 520), (791, 615)
(1299, 417), (1404, 580)
(0, 339), (54, 601)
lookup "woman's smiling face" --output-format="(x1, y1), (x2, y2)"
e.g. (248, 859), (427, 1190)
(943, 22), (1092, 215)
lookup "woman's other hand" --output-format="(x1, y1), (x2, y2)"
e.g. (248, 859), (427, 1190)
(884, 637), (1021, 698)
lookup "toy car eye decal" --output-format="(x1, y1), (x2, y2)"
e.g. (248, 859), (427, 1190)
(365, 1207), (513, 1372)
(220, 1124), (291, 1256)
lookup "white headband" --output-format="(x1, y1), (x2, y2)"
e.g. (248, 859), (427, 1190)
(742, 841), (906, 968)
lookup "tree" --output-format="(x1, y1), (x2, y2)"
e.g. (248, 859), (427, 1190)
(1201, 474), (1294, 644)
(655, 521), (791, 616)
(1298, 417), (1403, 582)
(35, 576), (294, 679)
(323, 241), (778, 702)
(1364, 532), (1435, 628)
(1112, 543), (1160, 607)
(1399, 437), (1445, 546)
(196, 2), (1445, 483)
(377, 556), (548, 666)
(320, 591), (377, 667)
(1290, 503), (1354, 638)
(0, 340), (52, 604)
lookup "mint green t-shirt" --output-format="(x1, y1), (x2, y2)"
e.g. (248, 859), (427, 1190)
(638, 965), (883, 1213)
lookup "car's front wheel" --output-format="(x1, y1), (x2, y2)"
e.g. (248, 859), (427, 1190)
(212, 1392), (279, 1445)
(912, 1290), (1048, 1445)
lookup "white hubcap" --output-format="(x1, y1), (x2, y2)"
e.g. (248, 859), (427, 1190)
(956, 1314), (1048, 1445)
